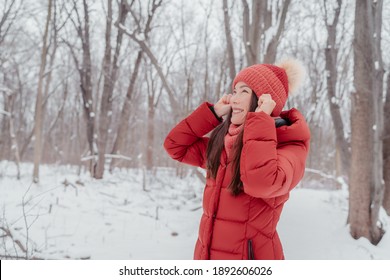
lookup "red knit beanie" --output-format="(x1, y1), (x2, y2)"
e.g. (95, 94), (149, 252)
(232, 59), (305, 116)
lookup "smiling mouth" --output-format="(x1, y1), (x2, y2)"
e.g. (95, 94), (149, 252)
(232, 109), (244, 114)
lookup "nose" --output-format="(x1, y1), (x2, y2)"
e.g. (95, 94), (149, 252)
(230, 93), (238, 104)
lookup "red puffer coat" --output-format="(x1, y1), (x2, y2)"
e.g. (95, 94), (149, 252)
(164, 102), (310, 260)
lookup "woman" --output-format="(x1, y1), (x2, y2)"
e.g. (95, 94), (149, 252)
(164, 59), (310, 260)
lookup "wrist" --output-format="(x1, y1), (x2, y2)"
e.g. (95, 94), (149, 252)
(209, 106), (223, 122)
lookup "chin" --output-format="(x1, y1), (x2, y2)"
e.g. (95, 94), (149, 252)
(231, 118), (244, 125)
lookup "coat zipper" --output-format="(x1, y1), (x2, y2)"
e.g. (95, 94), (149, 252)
(248, 239), (255, 260)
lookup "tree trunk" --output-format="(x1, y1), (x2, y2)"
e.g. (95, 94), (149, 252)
(95, 0), (128, 178)
(324, 0), (350, 178)
(69, 0), (97, 176)
(41, 0), (59, 164)
(0, 96), (9, 160)
(146, 94), (155, 171)
(202, 4), (212, 101)
(8, 101), (21, 180)
(383, 72), (390, 215)
(263, 0), (291, 64)
(33, 0), (52, 183)
(78, 0), (96, 175)
(242, 0), (262, 65)
(349, 0), (384, 245)
(46, 80), (68, 163)
(370, 0), (385, 233)
(109, 51), (143, 172)
(2, 90), (21, 179)
(242, 0), (290, 65)
(95, 0), (114, 179)
(223, 0), (236, 83)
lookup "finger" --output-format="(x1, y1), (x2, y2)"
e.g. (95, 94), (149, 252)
(259, 94), (271, 102)
(258, 97), (264, 106)
(224, 94), (231, 104)
(221, 94), (227, 103)
(226, 94), (232, 103)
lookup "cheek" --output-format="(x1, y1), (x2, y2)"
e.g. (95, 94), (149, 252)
(244, 96), (252, 112)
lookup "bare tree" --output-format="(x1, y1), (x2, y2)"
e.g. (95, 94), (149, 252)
(0, 0), (22, 46)
(177, 3), (202, 116)
(223, 0), (236, 83)
(95, 0), (128, 179)
(40, 0), (66, 165)
(242, 0), (291, 65)
(44, 76), (69, 164)
(144, 66), (163, 171)
(2, 88), (21, 179)
(32, 0), (53, 183)
(0, 1), (22, 174)
(214, 53), (228, 100)
(117, 0), (180, 120)
(349, 0), (384, 245)
(0, 0), (46, 171)
(323, 0), (350, 178)
(66, 0), (96, 176)
(18, 70), (57, 162)
(262, 0), (291, 64)
(200, 1), (213, 101)
(109, 50), (142, 172)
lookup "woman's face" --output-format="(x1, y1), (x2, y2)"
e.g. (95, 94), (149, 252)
(230, 82), (253, 125)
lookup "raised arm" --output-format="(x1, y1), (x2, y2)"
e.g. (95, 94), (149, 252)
(163, 102), (222, 168)
(240, 109), (310, 198)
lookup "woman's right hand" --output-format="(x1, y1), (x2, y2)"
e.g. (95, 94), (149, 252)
(214, 94), (232, 118)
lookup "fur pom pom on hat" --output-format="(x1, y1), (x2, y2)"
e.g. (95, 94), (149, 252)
(232, 58), (305, 116)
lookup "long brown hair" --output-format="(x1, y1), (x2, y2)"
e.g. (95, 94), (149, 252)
(206, 93), (259, 196)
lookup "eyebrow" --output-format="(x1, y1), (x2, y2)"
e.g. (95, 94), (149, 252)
(234, 85), (250, 90)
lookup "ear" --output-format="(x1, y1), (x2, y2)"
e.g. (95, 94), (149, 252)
(276, 58), (305, 95)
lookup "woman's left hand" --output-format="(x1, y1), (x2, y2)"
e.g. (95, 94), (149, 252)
(255, 94), (276, 115)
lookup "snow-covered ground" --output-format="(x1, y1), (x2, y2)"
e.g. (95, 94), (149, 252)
(0, 161), (389, 260)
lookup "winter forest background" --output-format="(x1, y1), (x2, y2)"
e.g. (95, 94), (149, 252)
(1, 0), (390, 260)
